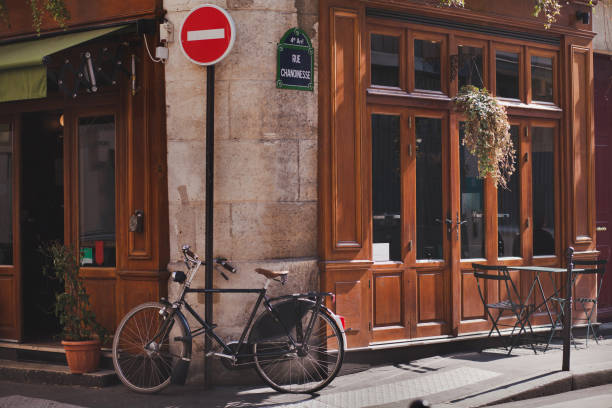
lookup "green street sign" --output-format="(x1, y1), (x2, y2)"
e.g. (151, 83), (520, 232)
(277, 28), (314, 91)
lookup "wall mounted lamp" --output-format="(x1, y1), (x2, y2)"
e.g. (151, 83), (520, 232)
(576, 11), (590, 25)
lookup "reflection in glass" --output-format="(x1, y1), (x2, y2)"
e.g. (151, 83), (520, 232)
(532, 127), (555, 256)
(372, 114), (401, 262)
(531, 56), (553, 103)
(460, 124), (485, 259)
(458, 45), (484, 89)
(0, 124), (12, 265)
(496, 51), (519, 99)
(416, 118), (443, 260)
(415, 39), (441, 91)
(79, 116), (116, 267)
(498, 126), (521, 257)
(371, 34), (400, 87)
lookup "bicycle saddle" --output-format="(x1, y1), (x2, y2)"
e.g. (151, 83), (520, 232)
(255, 268), (289, 279)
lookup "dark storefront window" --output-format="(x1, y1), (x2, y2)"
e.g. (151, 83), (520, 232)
(416, 117), (443, 260)
(460, 124), (485, 259)
(496, 50), (520, 99)
(371, 34), (400, 87)
(0, 124), (12, 265)
(498, 125), (521, 258)
(531, 55), (554, 103)
(79, 115), (116, 267)
(458, 45), (484, 89)
(372, 114), (402, 262)
(532, 127), (555, 256)
(414, 39), (441, 91)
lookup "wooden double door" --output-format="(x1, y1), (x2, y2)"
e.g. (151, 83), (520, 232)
(0, 105), (121, 342)
(368, 105), (561, 341)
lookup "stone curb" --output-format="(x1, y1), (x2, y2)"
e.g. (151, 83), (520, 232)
(471, 366), (612, 407)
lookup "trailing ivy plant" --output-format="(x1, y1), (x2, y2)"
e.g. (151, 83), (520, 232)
(0, 0), (70, 31)
(440, 0), (611, 29)
(453, 86), (516, 190)
(40, 241), (107, 342)
(439, 0), (465, 7)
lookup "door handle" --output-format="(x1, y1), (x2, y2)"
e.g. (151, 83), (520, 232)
(597, 226), (607, 232)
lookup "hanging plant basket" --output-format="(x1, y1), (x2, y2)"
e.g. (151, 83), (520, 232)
(453, 85), (516, 190)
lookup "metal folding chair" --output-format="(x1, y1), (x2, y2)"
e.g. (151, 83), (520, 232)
(473, 263), (536, 355)
(546, 259), (607, 350)
(572, 259), (607, 345)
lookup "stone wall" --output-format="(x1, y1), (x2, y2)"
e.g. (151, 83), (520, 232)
(594, 1), (612, 53)
(163, 0), (319, 383)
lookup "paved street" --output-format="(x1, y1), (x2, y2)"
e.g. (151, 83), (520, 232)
(0, 333), (611, 408)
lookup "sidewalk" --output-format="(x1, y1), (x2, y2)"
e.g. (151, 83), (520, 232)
(0, 327), (611, 408)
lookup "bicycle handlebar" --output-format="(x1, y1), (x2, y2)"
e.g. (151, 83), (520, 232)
(181, 245), (237, 280)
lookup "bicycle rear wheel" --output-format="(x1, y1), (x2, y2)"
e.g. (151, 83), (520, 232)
(112, 302), (187, 393)
(252, 304), (344, 393)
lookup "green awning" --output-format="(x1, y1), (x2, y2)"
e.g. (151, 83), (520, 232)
(0, 26), (126, 103)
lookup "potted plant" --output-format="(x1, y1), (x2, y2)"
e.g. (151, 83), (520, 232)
(453, 85), (516, 190)
(41, 241), (107, 374)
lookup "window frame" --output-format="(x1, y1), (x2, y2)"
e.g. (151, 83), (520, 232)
(410, 30), (448, 95)
(454, 37), (489, 95)
(527, 47), (559, 106)
(492, 42), (525, 102)
(367, 24), (407, 91)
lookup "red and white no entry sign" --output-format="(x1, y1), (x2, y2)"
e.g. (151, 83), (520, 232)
(179, 4), (236, 66)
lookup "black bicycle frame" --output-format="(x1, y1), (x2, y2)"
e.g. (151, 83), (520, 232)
(175, 287), (332, 360)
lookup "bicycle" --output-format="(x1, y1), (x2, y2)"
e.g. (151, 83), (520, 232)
(112, 245), (346, 394)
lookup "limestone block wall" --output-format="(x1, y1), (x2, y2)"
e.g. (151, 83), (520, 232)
(163, 0), (319, 383)
(594, 2), (612, 53)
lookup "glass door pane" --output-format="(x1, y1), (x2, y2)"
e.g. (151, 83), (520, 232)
(532, 127), (555, 256)
(79, 115), (116, 267)
(498, 125), (521, 257)
(460, 124), (485, 259)
(372, 114), (401, 262)
(0, 123), (12, 265)
(416, 117), (443, 260)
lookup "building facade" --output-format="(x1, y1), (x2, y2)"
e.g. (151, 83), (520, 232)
(0, 0), (610, 384)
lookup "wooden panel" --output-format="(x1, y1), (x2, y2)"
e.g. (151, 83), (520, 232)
(461, 271), (485, 320)
(417, 272), (444, 322)
(82, 278), (116, 333)
(331, 8), (363, 250)
(571, 46), (594, 243)
(335, 280), (362, 333)
(0, 0), (159, 40)
(373, 272), (402, 326)
(0, 274), (16, 334)
(126, 45), (152, 260)
(116, 271), (164, 326)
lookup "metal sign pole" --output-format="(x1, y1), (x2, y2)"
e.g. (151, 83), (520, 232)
(562, 246), (574, 371)
(204, 64), (215, 388)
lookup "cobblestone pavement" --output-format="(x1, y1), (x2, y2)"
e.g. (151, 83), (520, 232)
(0, 335), (611, 408)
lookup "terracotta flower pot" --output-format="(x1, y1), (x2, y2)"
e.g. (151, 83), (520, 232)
(62, 339), (101, 374)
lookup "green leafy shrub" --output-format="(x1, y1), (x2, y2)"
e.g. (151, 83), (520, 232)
(453, 86), (516, 190)
(40, 242), (106, 342)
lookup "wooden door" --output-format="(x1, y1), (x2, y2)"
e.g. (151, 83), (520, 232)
(595, 53), (612, 322)
(0, 116), (21, 341)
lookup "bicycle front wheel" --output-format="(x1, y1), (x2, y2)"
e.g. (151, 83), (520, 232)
(112, 302), (187, 393)
(252, 305), (344, 393)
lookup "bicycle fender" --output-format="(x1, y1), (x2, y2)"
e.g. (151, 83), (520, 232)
(323, 306), (347, 349)
(249, 299), (347, 348)
(171, 309), (192, 385)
